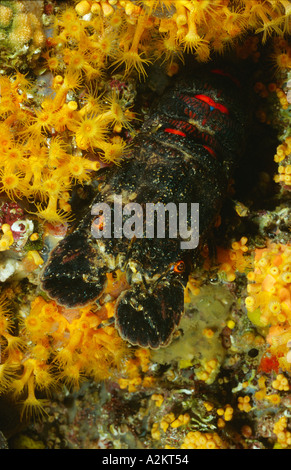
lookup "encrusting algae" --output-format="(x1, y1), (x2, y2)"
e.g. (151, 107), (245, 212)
(0, 0), (290, 450)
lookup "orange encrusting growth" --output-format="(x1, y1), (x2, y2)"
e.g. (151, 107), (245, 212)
(0, 295), (129, 419)
(118, 348), (154, 392)
(273, 416), (291, 448)
(217, 237), (252, 282)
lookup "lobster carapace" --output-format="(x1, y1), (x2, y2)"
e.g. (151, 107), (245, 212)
(41, 65), (249, 349)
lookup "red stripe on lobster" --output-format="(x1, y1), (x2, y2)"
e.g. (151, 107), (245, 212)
(195, 94), (229, 115)
(164, 128), (186, 137)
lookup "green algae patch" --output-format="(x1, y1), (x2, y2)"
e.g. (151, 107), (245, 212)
(152, 284), (234, 383)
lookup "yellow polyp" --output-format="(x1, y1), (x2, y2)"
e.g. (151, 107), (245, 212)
(273, 416), (291, 448)
(160, 412), (175, 432)
(274, 154), (285, 163)
(232, 241), (240, 250)
(181, 11), (205, 54)
(53, 73), (64, 86)
(20, 376), (49, 421)
(272, 373), (290, 391)
(217, 417), (225, 428)
(238, 395), (252, 413)
(282, 272), (291, 283)
(220, 262), (232, 273)
(258, 376), (267, 388)
(170, 413), (190, 428)
(227, 320), (235, 330)
(203, 328), (215, 338)
(224, 407), (234, 422)
(181, 429), (227, 449)
(269, 300), (281, 315)
(255, 390), (266, 401)
(0, 363), (19, 394)
(36, 195), (68, 224)
(151, 393), (164, 407)
(0, 224), (14, 251)
(151, 422), (161, 440)
(245, 295), (256, 309)
(203, 401), (214, 412)
(52, 84), (70, 112)
(206, 359), (218, 372)
(68, 101), (78, 111)
(75, 1), (91, 16)
(29, 233), (39, 242)
(59, 201), (71, 213)
(90, 3), (101, 14)
(101, 2), (114, 17)
(26, 250), (43, 267)
(175, 6), (187, 29)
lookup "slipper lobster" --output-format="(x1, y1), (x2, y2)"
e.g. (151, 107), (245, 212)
(41, 65), (249, 349)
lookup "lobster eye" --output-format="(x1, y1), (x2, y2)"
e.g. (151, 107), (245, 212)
(92, 215), (104, 231)
(174, 261), (185, 273)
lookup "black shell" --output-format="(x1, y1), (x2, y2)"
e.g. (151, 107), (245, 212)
(42, 65), (249, 349)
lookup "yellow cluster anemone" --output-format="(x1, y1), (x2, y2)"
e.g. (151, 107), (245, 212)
(273, 416), (291, 448)
(151, 393), (164, 408)
(245, 243), (291, 328)
(245, 243), (291, 371)
(270, 37), (291, 76)
(274, 137), (291, 165)
(254, 375), (287, 408)
(272, 373), (289, 391)
(181, 430), (228, 449)
(70, 0), (291, 69)
(274, 135), (291, 189)
(217, 236), (252, 282)
(275, 163), (291, 188)
(251, 39), (291, 190)
(265, 324), (291, 372)
(118, 348), (154, 392)
(151, 411), (190, 441)
(237, 395), (252, 413)
(0, 224), (14, 252)
(0, 67), (133, 223)
(216, 404), (234, 429)
(0, 295), (128, 419)
(195, 358), (219, 384)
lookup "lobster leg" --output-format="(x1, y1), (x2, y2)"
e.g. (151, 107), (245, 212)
(115, 279), (185, 349)
(41, 227), (108, 307)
